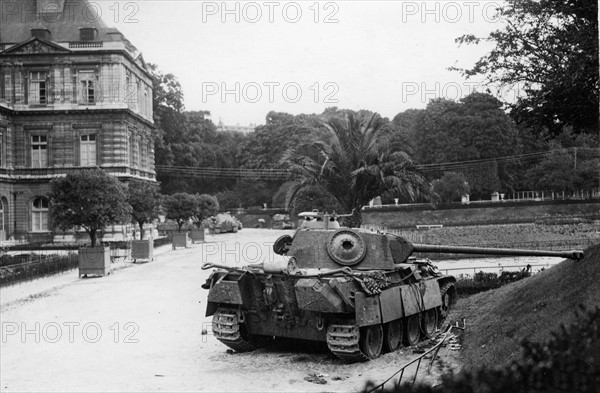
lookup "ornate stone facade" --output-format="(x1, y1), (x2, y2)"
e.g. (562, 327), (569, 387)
(0, 0), (155, 242)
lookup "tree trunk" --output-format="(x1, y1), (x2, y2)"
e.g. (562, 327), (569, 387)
(89, 229), (97, 247)
(138, 222), (145, 240)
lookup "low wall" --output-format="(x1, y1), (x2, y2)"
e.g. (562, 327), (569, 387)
(362, 200), (600, 228)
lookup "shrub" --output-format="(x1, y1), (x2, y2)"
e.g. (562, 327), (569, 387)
(432, 172), (470, 203)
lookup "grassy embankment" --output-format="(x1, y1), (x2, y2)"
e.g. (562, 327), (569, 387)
(447, 241), (600, 370)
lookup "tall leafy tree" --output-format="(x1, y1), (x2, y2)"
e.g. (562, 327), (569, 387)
(432, 172), (470, 203)
(238, 111), (320, 170)
(454, 0), (599, 135)
(525, 130), (600, 193)
(128, 180), (162, 239)
(49, 169), (131, 247)
(147, 63), (185, 167)
(282, 112), (428, 227)
(412, 93), (522, 197)
(192, 194), (219, 229)
(163, 193), (197, 232)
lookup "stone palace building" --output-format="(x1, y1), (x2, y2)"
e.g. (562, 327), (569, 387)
(0, 0), (156, 242)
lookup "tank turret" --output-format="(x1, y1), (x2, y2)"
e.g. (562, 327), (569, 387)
(202, 211), (584, 362)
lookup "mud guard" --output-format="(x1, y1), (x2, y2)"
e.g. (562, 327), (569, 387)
(401, 280), (442, 316)
(205, 272), (245, 316)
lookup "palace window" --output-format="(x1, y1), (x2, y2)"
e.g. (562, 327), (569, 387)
(80, 134), (97, 166)
(29, 71), (47, 105)
(31, 135), (48, 168)
(32, 197), (49, 232)
(79, 71), (95, 104)
(79, 28), (97, 42)
(143, 85), (148, 116)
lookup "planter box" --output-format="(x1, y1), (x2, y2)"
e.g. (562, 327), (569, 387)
(79, 246), (111, 278)
(172, 232), (190, 249)
(131, 239), (154, 263)
(190, 227), (205, 243)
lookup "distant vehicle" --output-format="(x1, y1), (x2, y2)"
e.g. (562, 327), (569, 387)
(209, 213), (242, 234)
(271, 213), (294, 230)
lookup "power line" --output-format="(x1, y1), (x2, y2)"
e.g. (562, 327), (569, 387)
(154, 148), (599, 180)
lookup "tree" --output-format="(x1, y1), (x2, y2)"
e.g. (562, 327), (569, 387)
(412, 93), (522, 198)
(49, 169), (131, 247)
(128, 180), (162, 239)
(147, 63), (185, 167)
(432, 172), (470, 203)
(163, 193), (197, 232)
(525, 130), (600, 193)
(238, 111), (322, 170)
(454, 0), (599, 135)
(164, 192), (198, 232)
(525, 153), (581, 192)
(282, 112), (428, 227)
(192, 194), (219, 229)
(390, 108), (423, 155)
(288, 185), (342, 218)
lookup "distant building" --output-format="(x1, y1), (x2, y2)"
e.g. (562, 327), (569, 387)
(217, 119), (257, 134)
(0, 0), (155, 242)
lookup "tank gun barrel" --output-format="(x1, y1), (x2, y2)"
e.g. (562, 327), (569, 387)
(412, 244), (584, 261)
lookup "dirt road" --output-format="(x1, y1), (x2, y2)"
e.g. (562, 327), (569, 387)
(0, 230), (458, 392)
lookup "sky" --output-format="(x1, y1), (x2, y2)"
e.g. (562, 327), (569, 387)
(104, 0), (507, 126)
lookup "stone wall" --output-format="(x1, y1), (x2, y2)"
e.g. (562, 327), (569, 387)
(362, 200), (600, 229)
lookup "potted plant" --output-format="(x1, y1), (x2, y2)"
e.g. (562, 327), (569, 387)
(163, 193), (196, 249)
(49, 169), (131, 278)
(191, 194), (219, 243)
(128, 180), (161, 262)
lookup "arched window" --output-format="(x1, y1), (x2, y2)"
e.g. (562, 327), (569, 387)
(32, 197), (49, 232)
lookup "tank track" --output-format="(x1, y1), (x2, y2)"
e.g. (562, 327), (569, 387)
(212, 308), (256, 352)
(439, 282), (456, 322)
(326, 324), (368, 362)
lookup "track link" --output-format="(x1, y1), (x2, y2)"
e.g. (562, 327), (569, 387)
(326, 324), (368, 362)
(439, 282), (456, 322)
(212, 308), (256, 352)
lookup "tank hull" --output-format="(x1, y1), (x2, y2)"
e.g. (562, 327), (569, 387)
(205, 267), (456, 361)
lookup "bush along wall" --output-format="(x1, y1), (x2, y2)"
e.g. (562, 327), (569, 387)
(455, 269), (533, 295)
(0, 253), (79, 286)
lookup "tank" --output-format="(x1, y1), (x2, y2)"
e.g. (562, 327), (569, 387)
(271, 214), (294, 230)
(208, 212), (242, 234)
(201, 211), (584, 362)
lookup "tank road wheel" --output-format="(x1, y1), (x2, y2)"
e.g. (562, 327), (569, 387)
(439, 283), (457, 322)
(359, 325), (384, 360)
(421, 309), (438, 339)
(383, 319), (403, 352)
(212, 308), (260, 353)
(404, 314), (421, 346)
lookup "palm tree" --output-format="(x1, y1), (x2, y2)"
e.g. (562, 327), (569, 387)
(282, 111), (429, 227)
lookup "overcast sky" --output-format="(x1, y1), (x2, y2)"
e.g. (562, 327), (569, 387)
(106, 0), (505, 126)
